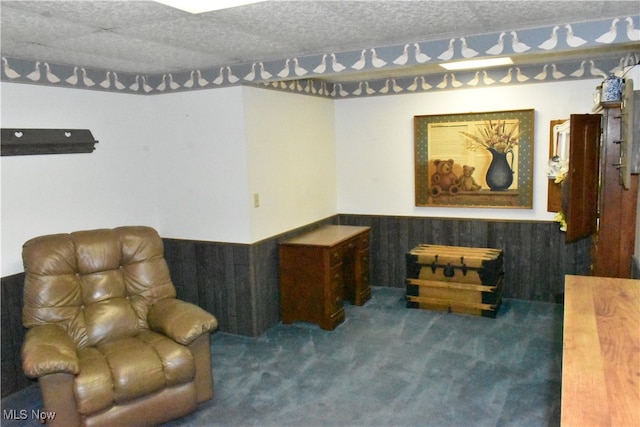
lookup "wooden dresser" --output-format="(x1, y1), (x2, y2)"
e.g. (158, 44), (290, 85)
(561, 275), (640, 426)
(279, 225), (371, 330)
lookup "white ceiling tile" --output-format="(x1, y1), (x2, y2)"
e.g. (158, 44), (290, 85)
(1, 6), (98, 44)
(115, 15), (295, 62)
(1, 0), (639, 80)
(1, 0), (184, 29)
(48, 31), (232, 73)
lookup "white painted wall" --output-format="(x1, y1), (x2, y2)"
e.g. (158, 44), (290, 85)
(334, 79), (601, 221)
(1, 83), (337, 275)
(0, 78), (609, 276)
(148, 87), (252, 243)
(243, 87), (336, 242)
(1, 84), (157, 275)
(1, 85), (257, 275)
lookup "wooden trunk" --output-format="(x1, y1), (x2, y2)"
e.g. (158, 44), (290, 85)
(406, 244), (504, 318)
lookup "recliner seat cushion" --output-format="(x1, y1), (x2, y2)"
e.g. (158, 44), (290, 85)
(74, 330), (195, 415)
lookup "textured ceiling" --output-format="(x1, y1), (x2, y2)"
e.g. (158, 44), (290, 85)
(2, 0), (639, 80)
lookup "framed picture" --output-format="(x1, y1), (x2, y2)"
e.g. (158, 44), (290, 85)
(414, 109), (534, 208)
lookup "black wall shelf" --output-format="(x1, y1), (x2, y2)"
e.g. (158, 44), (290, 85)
(1, 129), (98, 156)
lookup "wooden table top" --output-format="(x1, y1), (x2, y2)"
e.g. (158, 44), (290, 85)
(280, 225), (370, 247)
(561, 274), (640, 426)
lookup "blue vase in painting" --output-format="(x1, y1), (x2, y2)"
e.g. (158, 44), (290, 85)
(485, 147), (514, 191)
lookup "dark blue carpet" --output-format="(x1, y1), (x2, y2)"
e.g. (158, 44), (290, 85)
(2, 287), (563, 426)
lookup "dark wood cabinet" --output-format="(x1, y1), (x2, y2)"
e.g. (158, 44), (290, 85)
(547, 114), (601, 243)
(548, 107), (638, 277)
(592, 106), (638, 277)
(279, 225), (371, 330)
(562, 114), (602, 243)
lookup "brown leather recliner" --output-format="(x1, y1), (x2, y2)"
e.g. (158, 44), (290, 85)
(21, 226), (218, 427)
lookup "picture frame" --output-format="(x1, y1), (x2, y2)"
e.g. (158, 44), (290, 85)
(414, 109), (534, 208)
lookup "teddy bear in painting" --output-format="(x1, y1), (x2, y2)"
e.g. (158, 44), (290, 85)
(458, 165), (482, 191)
(430, 159), (459, 197)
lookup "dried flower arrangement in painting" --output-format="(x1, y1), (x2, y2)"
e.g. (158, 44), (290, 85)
(459, 120), (520, 153)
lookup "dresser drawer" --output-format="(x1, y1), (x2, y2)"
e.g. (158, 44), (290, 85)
(330, 247), (343, 265)
(330, 266), (343, 290)
(329, 289), (343, 314)
(360, 252), (370, 270)
(359, 234), (369, 249)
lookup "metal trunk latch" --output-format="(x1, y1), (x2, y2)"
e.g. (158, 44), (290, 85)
(444, 263), (455, 277)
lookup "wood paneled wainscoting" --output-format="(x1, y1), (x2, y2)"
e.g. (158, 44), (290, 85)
(1, 215), (589, 397)
(162, 217), (339, 337)
(163, 215), (590, 339)
(1, 272), (31, 398)
(338, 215), (592, 302)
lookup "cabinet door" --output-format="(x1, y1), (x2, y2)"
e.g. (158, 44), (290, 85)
(562, 114), (601, 243)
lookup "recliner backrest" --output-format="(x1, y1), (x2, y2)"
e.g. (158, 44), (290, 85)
(22, 226), (176, 349)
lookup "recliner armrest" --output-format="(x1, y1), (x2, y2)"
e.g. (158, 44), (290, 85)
(22, 324), (79, 378)
(148, 299), (218, 345)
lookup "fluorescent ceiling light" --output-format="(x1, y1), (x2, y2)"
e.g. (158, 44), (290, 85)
(440, 57), (513, 71)
(154, 0), (267, 14)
